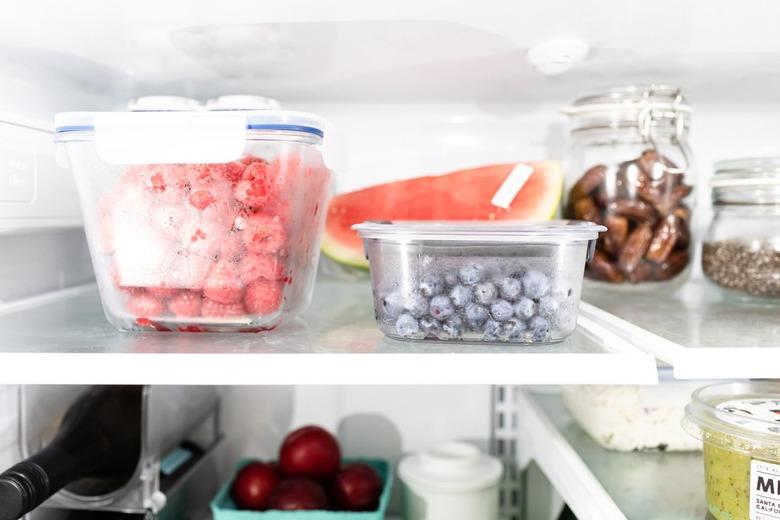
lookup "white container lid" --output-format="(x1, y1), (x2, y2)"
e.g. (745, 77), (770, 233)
(353, 220), (606, 243)
(205, 95), (282, 111)
(398, 441), (503, 492)
(127, 96), (202, 112)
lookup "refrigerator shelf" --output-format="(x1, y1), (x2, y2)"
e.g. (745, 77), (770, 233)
(580, 279), (780, 379)
(517, 390), (706, 520)
(0, 281), (657, 385)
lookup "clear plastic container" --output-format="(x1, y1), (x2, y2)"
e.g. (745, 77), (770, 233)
(563, 85), (696, 289)
(703, 158), (780, 300)
(353, 220), (604, 344)
(55, 110), (331, 332)
(683, 381), (780, 520)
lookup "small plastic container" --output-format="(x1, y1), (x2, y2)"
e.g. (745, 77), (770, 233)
(353, 220), (605, 343)
(398, 441), (503, 520)
(210, 458), (392, 519)
(682, 381), (780, 520)
(55, 110), (331, 332)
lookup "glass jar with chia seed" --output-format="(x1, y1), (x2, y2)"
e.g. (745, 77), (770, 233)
(563, 85), (696, 289)
(703, 158), (780, 300)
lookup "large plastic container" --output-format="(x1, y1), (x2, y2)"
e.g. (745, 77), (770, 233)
(353, 220), (604, 343)
(55, 110), (331, 332)
(682, 381), (780, 520)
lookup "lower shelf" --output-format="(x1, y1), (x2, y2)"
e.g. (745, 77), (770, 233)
(520, 390), (707, 520)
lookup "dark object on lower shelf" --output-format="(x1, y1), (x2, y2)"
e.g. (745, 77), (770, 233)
(558, 504), (578, 520)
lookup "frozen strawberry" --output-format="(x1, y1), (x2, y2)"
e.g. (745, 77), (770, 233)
(219, 233), (246, 263)
(146, 286), (179, 299)
(234, 161), (276, 208)
(239, 254), (285, 284)
(269, 152), (302, 193)
(242, 213), (287, 254)
(214, 161), (245, 184)
(189, 190), (216, 210)
(240, 155), (266, 166)
(127, 291), (164, 317)
(203, 260), (244, 303)
(168, 290), (203, 317)
(244, 280), (283, 315)
(201, 298), (245, 317)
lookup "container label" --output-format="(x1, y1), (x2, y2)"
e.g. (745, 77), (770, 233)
(751, 459), (780, 520)
(716, 399), (780, 435)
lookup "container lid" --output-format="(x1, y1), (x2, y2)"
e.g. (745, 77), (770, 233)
(683, 381), (780, 456)
(205, 95), (282, 111)
(398, 442), (503, 492)
(564, 84), (691, 116)
(127, 96), (202, 112)
(353, 220), (606, 243)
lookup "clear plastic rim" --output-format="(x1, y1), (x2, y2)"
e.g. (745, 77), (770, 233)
(353, 220), (606, 242)
(713, 157), (780, 188)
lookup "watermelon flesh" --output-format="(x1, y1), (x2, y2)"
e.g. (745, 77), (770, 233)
(322, 161), (563, 269)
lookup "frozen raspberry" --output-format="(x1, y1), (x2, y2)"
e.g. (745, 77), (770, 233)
(234, 161), (276, 208)
(214, 161), (245, 184)
(189, 190), (216, 210)
(242, 213), (287, 254)
(203, 260), (244, 304)
(146, 286), (179, 299)
(168, 290), (203, 317)
(127, 291), (164, 317)
(201, 298), (245, 317)
(240, 155), (266, 166)
(239, 254), (285, 284)
(244, 280), (283, 315)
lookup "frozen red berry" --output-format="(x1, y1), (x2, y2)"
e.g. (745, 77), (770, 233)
(245, 280), (283, 315)
(234, 161), (277, 208)
(189, 190), (216, 210)
(146, 286), (179, 299)
(242, 213), (287, 254)
(127, 291), (164, 317)
(203, 260), (244, 304)
(240, 254), (285, 284)
(168, 290), (203, 317)
(202, 298), (245, 317)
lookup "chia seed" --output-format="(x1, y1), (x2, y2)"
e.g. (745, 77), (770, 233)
(702, 239), (780, 298)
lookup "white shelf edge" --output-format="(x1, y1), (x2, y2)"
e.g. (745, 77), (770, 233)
(516, 389), (626, 520)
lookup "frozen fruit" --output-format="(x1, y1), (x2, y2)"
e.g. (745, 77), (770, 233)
(459, 263), (485, 285)
(442, 316), (464, 339)
(201, 298), (245, 317)
(522, 271), (550, 300)
(429, 295), (455, 321)
(502, 318), (527, 339)
(188, 190), (216, 211)
(537, 296), (560, 320)
(498, 277), (523, 301)
(490, 299), (514, 321)
(464, 302), (489, 325)
(380, 291), (405, 318)
(404, 291), (429, 319)
(243, 213), (287, 254)
(146, 286), (178, 299)
(419, 316), (442, 338)
(449, 285), (473, 308)
(473, 282), (497, 305)
(395, 313), (420, 338)
(127, 291), (164, 317)
(444, 273), (458, 287)
(234, 161), (277, 208)
(419, 273), (445, 298)
(168, 290), (203, 317)
(527, 315), (550, 342)
(513, 297), (536, 320)
(245, 280), (283, 315)
(203, 260), (244, 304)
(483, 319), (501, 341)
(240, 254), (285, 284)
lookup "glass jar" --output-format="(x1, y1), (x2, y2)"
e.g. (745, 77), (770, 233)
(563, 85), (696, 289)
(703, 158), (780, 300)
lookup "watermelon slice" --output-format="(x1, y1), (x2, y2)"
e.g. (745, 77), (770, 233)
(322, 161), (563, 269)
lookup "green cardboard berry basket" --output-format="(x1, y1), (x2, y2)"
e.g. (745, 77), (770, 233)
(211, 458), (393, 519)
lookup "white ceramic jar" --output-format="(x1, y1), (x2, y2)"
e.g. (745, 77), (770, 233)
(398, 441), (503, 520)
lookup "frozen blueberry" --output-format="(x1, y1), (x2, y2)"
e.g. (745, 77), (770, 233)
(522, 270), (550, 300)
(449, 285), (473, 308)
(483, 319), (502, 341)
(444, 273), (459, 287)
(490, 299), (514, 321)
(459, 263), (485, 285)
(527, 315), (550, 343)
(537, 296), (560, 320)
(442, 315), (464, 339)
(513, 297), (536, 320)
(395, 313), (420, 338)
(419, 273), (445, 297)
(473, 283), (497, 305)
(380, 291), (405, 318)
(465, 302), (489, 325)
(498, 277), (523, 301)
(429, 295), (455, 321)
(419, 315), (442, 338)
(502, 318), (528, 340)
(405, 291), (430, 318)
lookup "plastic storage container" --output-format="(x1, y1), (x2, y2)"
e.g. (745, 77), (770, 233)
(683, 381), (780, 520)
(210, 458), (392, 519)
(703, 158), (780, 300)
(563, 85), (695, 288)
(54, 110), (331, 332)
(353, 220), (605, 343)
(398, 441), (502, 520)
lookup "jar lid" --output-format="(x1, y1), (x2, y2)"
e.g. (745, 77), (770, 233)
(398, 442), (503, 492)
(712, 158), (780, 204)
(353, 220), (605, 243)
(682, 382), (780, 457)
(565, 84), (691, 115)
(127, 96), (202, 112)
(205, 95), (282, 111)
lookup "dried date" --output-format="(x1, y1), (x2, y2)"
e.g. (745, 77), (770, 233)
(607, 199), (656, 222)
(588, 250), (625, 283)
(645, 215), (679, 263)
(618, 224), (653, 274)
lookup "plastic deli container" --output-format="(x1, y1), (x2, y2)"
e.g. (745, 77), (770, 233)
(398, 441), (503, 520)
(210, 458), (392, 519)
(55, 110), (331, 332)
(683, 381), (780, 520)
(353, 220), (605, 343)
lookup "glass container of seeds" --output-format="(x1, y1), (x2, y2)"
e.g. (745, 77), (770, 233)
(702, 158), (780, 300)
(562, 85), (696, 289)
